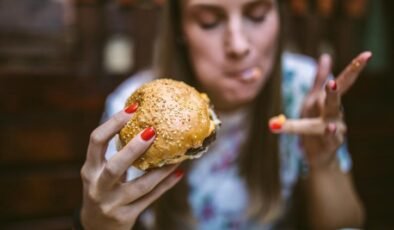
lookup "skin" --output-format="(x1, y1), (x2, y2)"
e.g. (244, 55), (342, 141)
(182, 0), (279, 111)
(80, 0), (368, 229)
(80, 110), (182, 230)
(276, 52), (371, 228)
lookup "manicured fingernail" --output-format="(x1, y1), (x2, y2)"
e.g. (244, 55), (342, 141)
(173, 169), (184, 179)
(141, 127), (155, 141)
(328, 80), (337, 91)
(366, 53), (373, 62)
(125, 103), (138, 114)
(269, 114), (286, 132)
(321, 53), (331, 65)
(325, 123), (337, 134)
(270, 122), (283, 131)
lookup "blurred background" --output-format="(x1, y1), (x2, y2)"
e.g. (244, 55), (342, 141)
(0, 0), (392, 229)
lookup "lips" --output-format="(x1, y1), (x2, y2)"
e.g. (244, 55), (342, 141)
(225, 67), (262, 83)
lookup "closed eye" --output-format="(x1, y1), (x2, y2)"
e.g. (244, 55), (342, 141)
(244, 0), (272, 23)
(190, 5), (225, 30)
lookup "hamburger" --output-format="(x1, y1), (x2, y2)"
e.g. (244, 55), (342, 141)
(118, 79), (220, 170)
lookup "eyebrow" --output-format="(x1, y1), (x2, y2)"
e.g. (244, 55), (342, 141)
(187, 0), (273, 11)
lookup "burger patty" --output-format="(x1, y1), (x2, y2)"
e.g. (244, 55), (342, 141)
(185, 130), (217, 156)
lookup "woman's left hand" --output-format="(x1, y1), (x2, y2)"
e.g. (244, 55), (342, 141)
(269, 51), (372, 169)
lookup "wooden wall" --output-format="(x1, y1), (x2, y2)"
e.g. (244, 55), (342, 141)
(0, 1), (160, 229)
(0, 0), (393, 229)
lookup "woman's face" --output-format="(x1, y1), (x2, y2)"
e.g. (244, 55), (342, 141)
(181, 0), (279, 111)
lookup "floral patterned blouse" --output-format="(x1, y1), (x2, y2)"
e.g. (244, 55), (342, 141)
(103, 52), (351, 229)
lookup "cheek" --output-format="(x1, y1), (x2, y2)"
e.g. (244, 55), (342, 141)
(251, 13), (280, 78)
(253, 13), (279, 56)
(183, 24), (223, 73)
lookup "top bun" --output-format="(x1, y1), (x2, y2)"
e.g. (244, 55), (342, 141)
(118, 79), (219, 170)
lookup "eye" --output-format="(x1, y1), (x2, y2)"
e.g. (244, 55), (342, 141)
(194, 9), (223, 30)
(248, 13), (266, 23)
(245, 2), (271, 23)
(199, 19), (220, 30)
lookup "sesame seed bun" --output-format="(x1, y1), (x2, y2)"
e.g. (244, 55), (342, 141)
(118, 79), (220, 170)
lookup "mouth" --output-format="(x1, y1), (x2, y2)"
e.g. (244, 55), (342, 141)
(225, 67), (262, 83)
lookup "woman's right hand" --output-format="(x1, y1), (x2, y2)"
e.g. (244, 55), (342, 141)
(80, 106), (183, 230)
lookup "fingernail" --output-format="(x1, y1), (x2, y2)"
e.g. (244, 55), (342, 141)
(325, 123), (337, 134)
(141, 127), (155, 141)
(366, 53), (373, 62)
(321, 53), (331, 65)
(328, 80), (337, 91)
(125, 103), (138, 114)
(269, 114), (286, 132)
(173, 169), (184, 179)
(269, 122), (283, 131)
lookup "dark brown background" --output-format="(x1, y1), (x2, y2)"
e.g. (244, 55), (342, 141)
(0, 0), (393, 229)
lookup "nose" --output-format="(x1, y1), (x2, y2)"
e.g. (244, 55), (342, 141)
(225, 18), (250, 59)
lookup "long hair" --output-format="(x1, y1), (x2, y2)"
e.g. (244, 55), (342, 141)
(152, 0), (284, 228)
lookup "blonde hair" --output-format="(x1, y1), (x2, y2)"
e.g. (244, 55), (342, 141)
(151, 0), (284, 228)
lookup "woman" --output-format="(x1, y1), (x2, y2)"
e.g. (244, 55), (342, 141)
(79, 0), (369, 229)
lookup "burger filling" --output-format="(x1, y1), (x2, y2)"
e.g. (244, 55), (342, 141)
(185, 130), (216, 156)
(185, 107), (220, 157)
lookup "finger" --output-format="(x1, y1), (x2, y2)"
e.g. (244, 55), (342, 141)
(311, 54), (332, 95)
(320, 123), (345, 156)
(325, 126), (345, 151)
(323, 80), (341, 119)
(87, 104), (138, 169)
(301, 90), (325, 118)
(269, 115), (346, 135)
(336, 51), (372, 95)
(130, 169), (184, 214)
(117, 164), (179, 205)
(97, 127), (156, 189)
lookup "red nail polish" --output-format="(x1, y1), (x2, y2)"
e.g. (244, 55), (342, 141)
(328, 80), (337, 91)
(174, 169), (184, 179)
(269, 122), (282, 131)
(141, 127), (155, 141)
(125, 103), (138, 114)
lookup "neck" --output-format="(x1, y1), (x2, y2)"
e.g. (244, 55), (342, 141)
(216, 102), (252, 117)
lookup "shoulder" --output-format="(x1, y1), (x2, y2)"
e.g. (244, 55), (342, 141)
(279, 53), (319, 192)
(282, 52), (317, 72)
(282, 52), (317, 91)
(281, 52), (318, 118)
(103, 69), (156, 120)
(108, 69), (155, 102)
